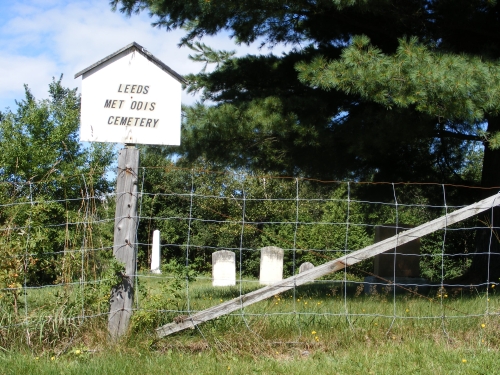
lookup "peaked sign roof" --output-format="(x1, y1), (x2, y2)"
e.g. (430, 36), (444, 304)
(74, 42), (186, 83)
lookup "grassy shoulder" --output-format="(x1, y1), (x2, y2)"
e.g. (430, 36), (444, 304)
(0, 276), (498, 374)
(0, 336), (498, 375)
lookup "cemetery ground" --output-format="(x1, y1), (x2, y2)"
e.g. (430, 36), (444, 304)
(0, 274), (499, 374)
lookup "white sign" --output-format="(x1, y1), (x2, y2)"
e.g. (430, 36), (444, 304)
(75, 43), (184, 145)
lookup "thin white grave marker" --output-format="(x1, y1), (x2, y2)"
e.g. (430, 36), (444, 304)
(151, 230), (161, 274)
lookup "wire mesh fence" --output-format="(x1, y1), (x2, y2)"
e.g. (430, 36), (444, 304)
(1, 166), (498, 345)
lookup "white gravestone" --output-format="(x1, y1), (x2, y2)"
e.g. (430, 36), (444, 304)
(259, 246), (284, 285)
(212, 250), (236, 286)
(151, 230), (161, 274)
(299, 262), (314, 273)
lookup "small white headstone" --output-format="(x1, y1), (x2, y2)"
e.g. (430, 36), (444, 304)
(299, 262), (314, 273)
(259, 246), (284, 285)
(212, 250), (236, 286)
(151, 229), (161, 274)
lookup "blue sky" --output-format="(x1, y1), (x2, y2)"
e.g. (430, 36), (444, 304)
(0, 0), (288, 112)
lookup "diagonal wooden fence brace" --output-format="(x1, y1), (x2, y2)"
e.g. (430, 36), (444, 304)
(156, 192), (500, 338)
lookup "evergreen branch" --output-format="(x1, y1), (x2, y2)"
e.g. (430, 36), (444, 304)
(296, 35), (500, 122)
(186, 42), (236, 72)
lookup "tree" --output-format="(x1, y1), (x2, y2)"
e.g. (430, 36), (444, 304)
(111, 0), (500, 282)
(0, 78), (114, 290)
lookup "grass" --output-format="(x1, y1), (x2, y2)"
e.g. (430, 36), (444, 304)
(1, 334), (498, 375)
(0, 275), (499, 374)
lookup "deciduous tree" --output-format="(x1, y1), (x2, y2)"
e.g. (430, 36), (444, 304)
(0, 78), (114, 287)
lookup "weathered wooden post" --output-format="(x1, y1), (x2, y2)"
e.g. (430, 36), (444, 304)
(108, 146), (139, 339)
(75, 42), (184, 339)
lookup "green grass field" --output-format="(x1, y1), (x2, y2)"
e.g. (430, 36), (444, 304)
(0, 276), (499, 374)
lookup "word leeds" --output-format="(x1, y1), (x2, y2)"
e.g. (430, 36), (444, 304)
(104, 84), (159, 128)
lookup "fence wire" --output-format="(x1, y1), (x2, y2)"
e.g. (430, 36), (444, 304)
(0, 167), (498, 342)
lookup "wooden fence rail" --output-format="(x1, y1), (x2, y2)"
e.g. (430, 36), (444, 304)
(157, 192), (500, 338)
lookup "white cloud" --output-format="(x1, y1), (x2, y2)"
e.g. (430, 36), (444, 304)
(0, 0), (290, 112)
(0, 54), (59, 110)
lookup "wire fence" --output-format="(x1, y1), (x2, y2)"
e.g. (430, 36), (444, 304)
(0, 165), (499, 344)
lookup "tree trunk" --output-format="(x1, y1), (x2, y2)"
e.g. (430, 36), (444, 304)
(464, 116), (500, 284)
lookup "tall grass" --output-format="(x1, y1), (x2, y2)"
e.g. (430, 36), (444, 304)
(0, 274), (498, 374)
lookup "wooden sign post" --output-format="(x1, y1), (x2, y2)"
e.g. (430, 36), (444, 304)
(75, 42), (184, 339)
(108, 146), (139, 339)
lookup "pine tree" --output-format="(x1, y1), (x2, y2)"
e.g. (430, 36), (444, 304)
(111, 0), (500, 282)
